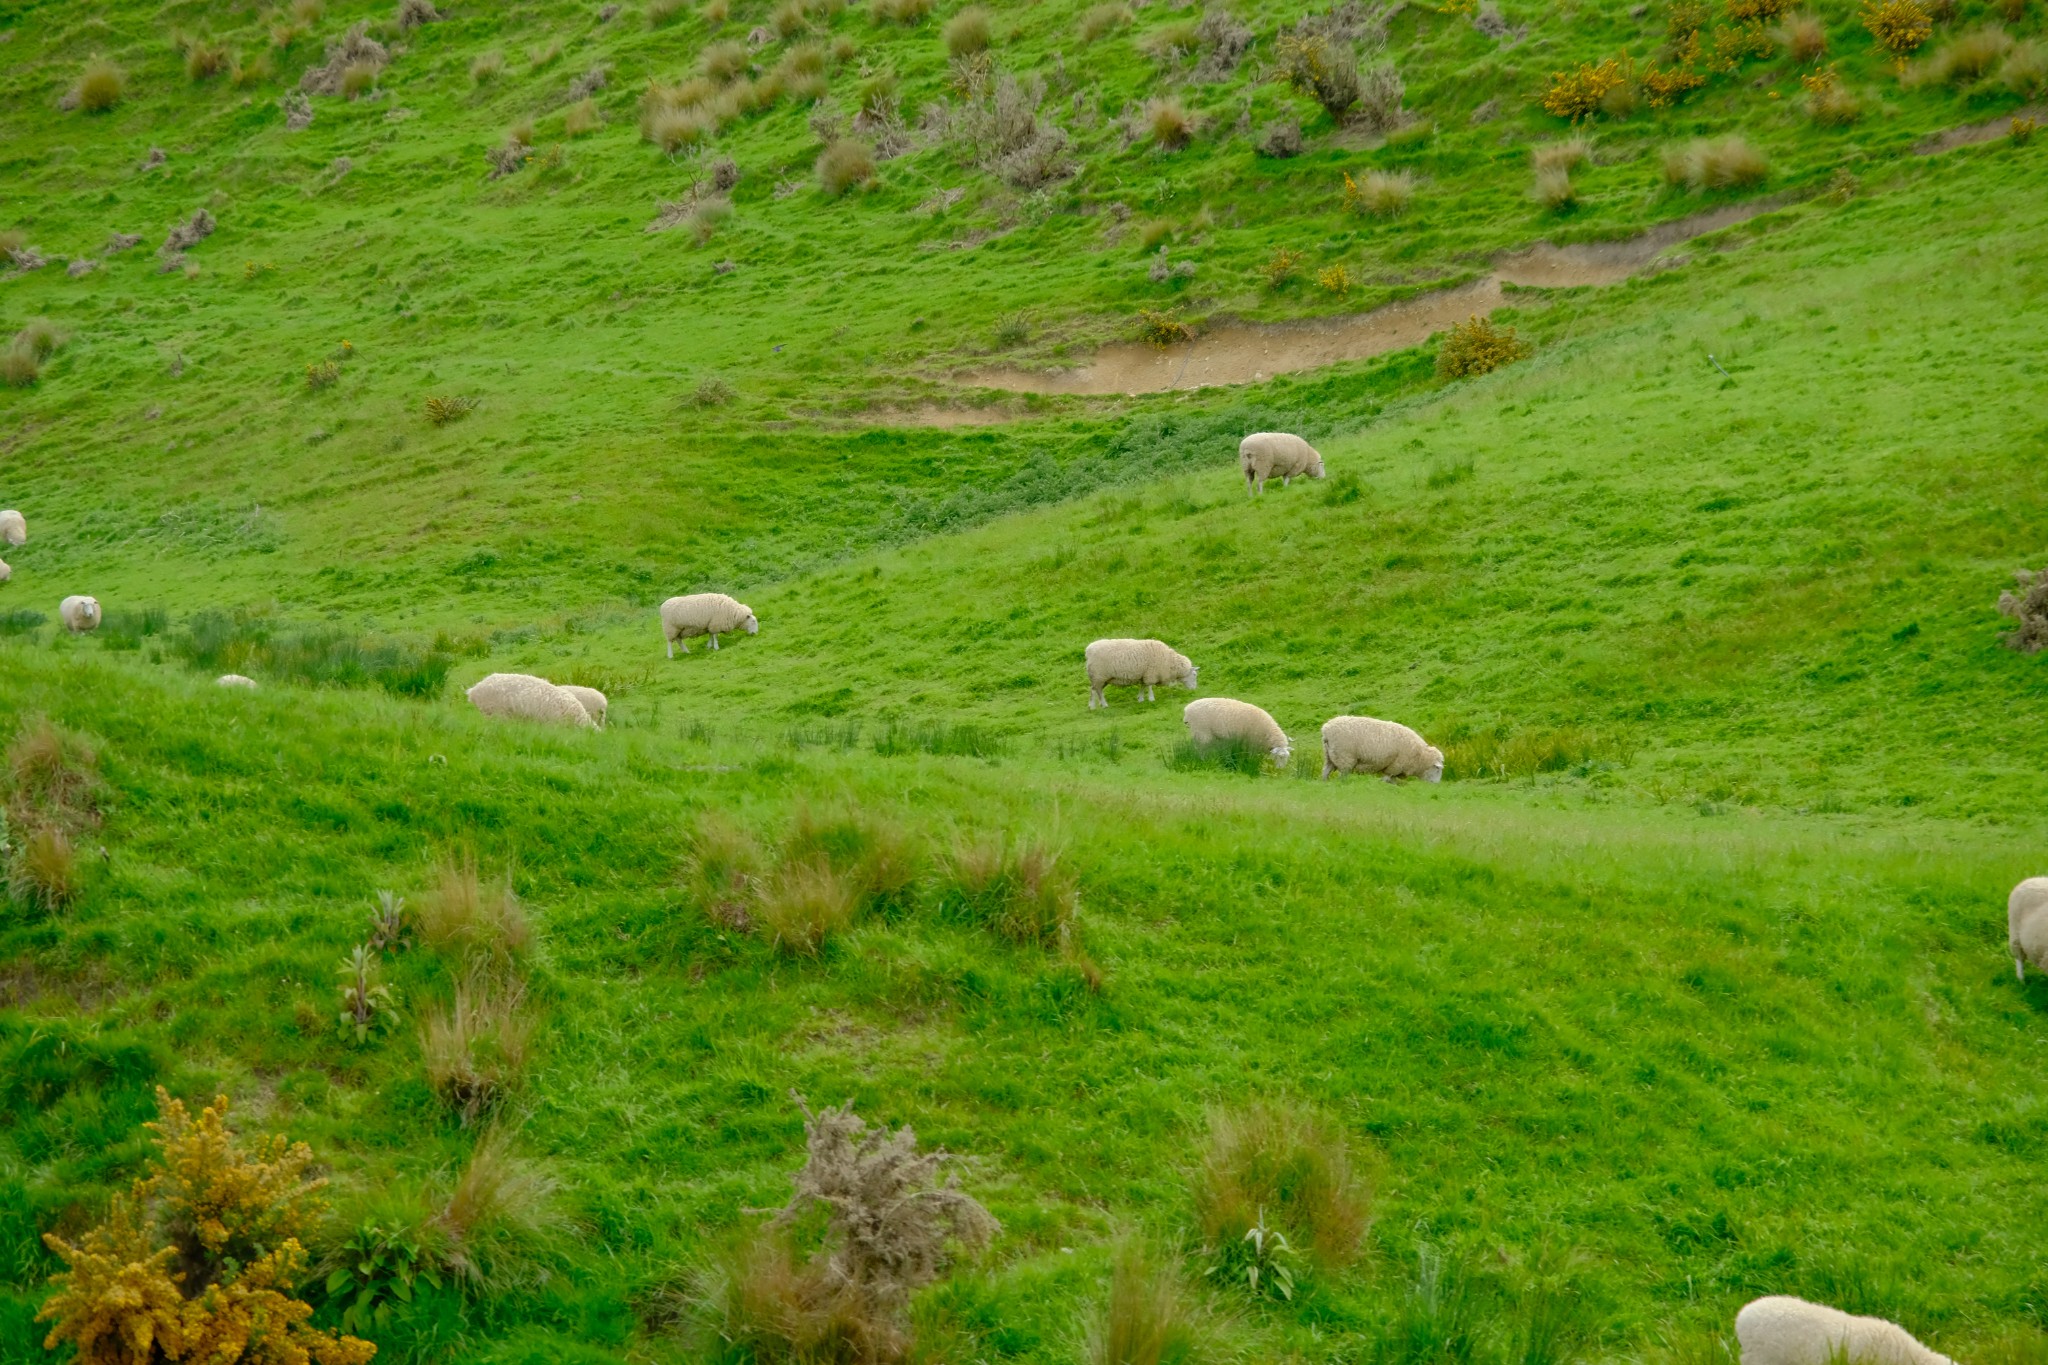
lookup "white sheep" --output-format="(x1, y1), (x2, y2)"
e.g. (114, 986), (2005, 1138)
(660, 592), (757, 657)
(1239, 432), (1326, 497)
(1085, 638), (1197, 709)
(0, 510), (24, 547)
(1734, 1296), (1953, 1365)
(1183, 697), (1290, 764)
(216, 674), (258, 689)
(0, 558), (9, 583)
(559, 684), (608, 729)
(2009, 876), (2048, 981)
(465, 672), (598, 730)
(1321, 716), (1444, 783)
(59, 595), (101, 633)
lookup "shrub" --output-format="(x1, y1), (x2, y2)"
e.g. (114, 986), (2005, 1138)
(306, 359), (341, 391)
(1080, 2), (1132, 41)
(72, 58), (127, 112)
(421, 974), (531, 1123)
(1137, 309), (1192, 345)
(1803, 67), (1864, 121)
(1532, 164), (1576, 209)
(416, 856), (533, 966)
(1261, 247), (1303, 288)
(691, 375), (736, 405)
(1141, 18), (1202, 61)
(1193, 1102), (1370, 1267)
(37, 1089), (376, 1365)
(2017, 114), (2040, 144)
(0, 346), (38, 387)
(471, 49), (505, 82)
(939, 835), (1080, 950)
(1357, 60), (1405, 130)
(1344, 168), (1414, 217)
(336, 944), (399, 1042)
(872, 0), (934, 23)
(1924, 26), (2012, 83)
(1086, 1237), (1203, 1365)
(944, 6), (993, 56)
(425, 394), (479, 425)
(1146, 96), (1194, 149)
(1316, 263), (1352, 295)
(1998, 569), (2048, 653)
(1862, 0), (1932, 57)
(649, 0), (688, 23)
(9, 825), (78, 912)
(1257, 118), (1303, 156)
(1540, 57), (1626, 120)
(1277, 33), (1359, 119)
(185, 39), (228, 81)
(1725, 0), (1794, 18)
(1665, 135), (1768, 189)
(1640, 59), (1707, 106)
(817, 138), (876, 194)
(1436, 314), (1531, 378)
(1779, 12), (1828, 61)
(397, 0), (440, 29)
(2004, 40), (2048, 96)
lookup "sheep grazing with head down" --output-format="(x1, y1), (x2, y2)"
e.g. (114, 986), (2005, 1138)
(0, 510), (24, 547)
(1321, 715), (1444, 783)
(2009, 876), (2048, 981)
(559, 684), (608, 729)
(1085, 637), (1197, 709)
(0, 558), (10, 583)
(1734, 1296), (1953, 1365)
(59, 595), (101, 633)
(1183, 697), (1290, 765)
(1239, 432), (1325, 497)
(660, 592), (757, 657)
(466, 672), (598, 730)
(216, 674), (257, 689)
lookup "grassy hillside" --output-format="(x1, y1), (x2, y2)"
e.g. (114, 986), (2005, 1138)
(5, 0), (2048, 1362)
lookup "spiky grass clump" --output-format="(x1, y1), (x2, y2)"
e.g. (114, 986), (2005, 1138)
(2004, 39), (2048, 96)
(421, 975), (532, 1123)
(471, 50), (505, 82)
(1532, 165), (1577, 210)
(1803, 68), (1864, 122)
(1778, 12), (1829, 61)
(1079, 2), (1132, 41)
(1145, 97), (1194, 149)
(1085, 1238), (1205, 1365)
(564, 97), (603, 136)
(939, 835), (1080, 950)
(416, 857), (533, 967)
(872, 0), (934, 23)
(817, 138), (876, 194)
(0, 347), (38, 388)
(1662, 135), (1768, 190)
(1532, 137), (1591, 174)
(1344, 168), (1414, 217)
(435, 1129), (563, 1289)
(8, 826), (79, 912)
(943, 6), (992, 57)
(9, 717), (102, 821)
(339, 58), (379, 99)
(73, 58), (127, 112)
(648, 0), (689, 24)
(1193, 1102), (1371, 1266)
(185, 39), (229, 81)
(1921, 26), (2013, 83)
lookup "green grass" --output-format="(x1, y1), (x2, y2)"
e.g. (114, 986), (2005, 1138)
(4, 0), (2048, 1360)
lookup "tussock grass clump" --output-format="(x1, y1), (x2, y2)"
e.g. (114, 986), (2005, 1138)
(944, 6), (993, 57)
(701, 0), (730, 23)
(756, 859), (862, 955)
(686, 808), (922, 951)
(1140, 18), (1202, 62)
(8, 717), (102, 827)
(1921, 26), (2012, 83)
(185, 38), (229, 82)
(1145, 96), (1195, 149)
(300, 23), (388, 96)
(873, 0), (934, 23)
(1532, 137), (1591, 173)
(772, 0), (811, 37)
(0, 347), (38, 387)
(1168, 733), (1273, 775)
(1079, 2), (1132, 41)
(397, 0), (441, 30)
(471, 50), (505, 82)
(167, 611), (454, 697)
(564, 97), (603, 135)
(1778, 12), (1828, 61)
(1193, 1101), (1371, 1267)
(416, 856), (534, 967)
(1532, 165), (1576, 209)
(1085, 1237), (1204, 1365)
(435, 1128), (563, 1289)
(817, 138), (876, 194)
(1436, 314), (1531, 379)
(701, 39), (750, 81)
(648, 0), (689, 24)
(425, 394), (479, 425)
(2003, 40), (2048, 96)
(1663, 135), (1768, 190)
(1998, 568), (2048, 653)
(421, 974), (532, 1124)
(1277, 33), (1359, 119)
(72, 58), (128, 112)
(1344, 168), (1414, 217)
(707, 1231), (898, 1364)
(339, 58), (379, 98)
(939, 834), (1080, 950)
(8, 826), (80, 913)
(1803, 68), (1863, 122)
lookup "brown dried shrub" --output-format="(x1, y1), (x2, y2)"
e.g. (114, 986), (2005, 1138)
(299, 23), (387, 95)
(818, 138), (876, 194)
(1998, 568), (2048, 653)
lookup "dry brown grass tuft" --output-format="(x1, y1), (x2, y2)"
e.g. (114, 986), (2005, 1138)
(1923, 25), (2013, 82)
(1778, 11), (1829, 61)
(1998, 568), (2048, 653)
(2005, 39), (2048, 95)
(1079, 1), (1132, 40)
(435, 1128), (562, 1286)
(185, 39), (229, 81)
(416, 855), (533, 966)
(1085, 1237), (1204, 1365)
(471, 49), (505, 82)
(421, 974), (532, 1123)
(8, 717), (101, 823)
(872, 0), (934, 22)
(1532, 137), (1592, 174)
(1140, 17), (1202, 61)
(1344, 168), (1414, 217)
(817, 137), (876, 194)
(292, 0), (325, 20)
(944, 5), (993, 56)
(9, 826), (79, 913)
(772, 0), (811, 36)
(707, 1229), (903, 1364)
(940, 835), (1079, 951)
(339, 58), (379, 98)
(1193, 1102), (1371, 1266)
(1145, 96), (1194, 149)
(564, 97), (603, 135)
(1662, 135), (1768, 189)
(73, 58), (127, 112)
(0, 348), (37, 388)
(648, 0), (689, 24)
(755, 859), (861, 955)
(1532, 164), (1577, 209)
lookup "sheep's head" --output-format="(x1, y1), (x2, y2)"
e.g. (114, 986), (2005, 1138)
(79, 597), (102, 627)
(1422, 746), (1444, 783)
(1309, 456), (1326, 478)
(1179, 663), (1198, 689)
(743, 613), (759, 634)
(1270, 743), (1291, 765)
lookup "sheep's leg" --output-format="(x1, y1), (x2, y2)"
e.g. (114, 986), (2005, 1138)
(1089, 686), (1104, 709)
(709, 632), (720, 650)
(1282, 474), (1292, 487)
(1321, 758), (1334, 780)
(2018, 951), (2027, 983)
(666, 638), (675, 660)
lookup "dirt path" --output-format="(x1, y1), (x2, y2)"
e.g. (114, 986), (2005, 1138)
(960, 199), (1790, 398)
(1912, 104), (2045, 154)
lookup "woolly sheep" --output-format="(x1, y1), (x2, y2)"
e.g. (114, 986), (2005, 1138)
(1321, 716), (1444, 783)
(216, 674), (258, 689)
(465, 672), (598, 730)
(1183, 697), (1290, 764)
(1084, 637), (1197, 709)
(59, 595), (101, 633)
(1239, 432), (1326, 497)
(660, 592), (757, 657)
(0, 558), (9, 583)
(1734, 1296), (1953, 1365)
(2009, 876), (2048, 981)
(559, 683), (608, 729)
(0, 510), (24, 547)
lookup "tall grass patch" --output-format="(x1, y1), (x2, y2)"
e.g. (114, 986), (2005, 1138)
(72, 58), (127, 112)
(1192, 1102), (1370, 1269)
(1085, 1237), (1205, 1365)
(937, 835), (1079, 951)
(421, 972), (532, 1124)
(1167, 733), (1273, 775)
(166, 610), (454, 697)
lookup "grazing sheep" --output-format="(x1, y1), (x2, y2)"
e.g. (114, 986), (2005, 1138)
(1183, 697), (1290, 764)
(0, 510), (23, 546)
(465, 672), (598, 730)
(59, 595), (101, 633)
(660, 592), (758, 657)
(1734, 1296), (1953, 1365)
(0, 558), (9, 583)
(2009, 876), (2048, 981)
(559, 683), (608, 729)
(1321, 716), (1444, 783)
(216, 674), (257, 689)
(1085, 637), (1197, 709)
(1239, 432), (1326, 496)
